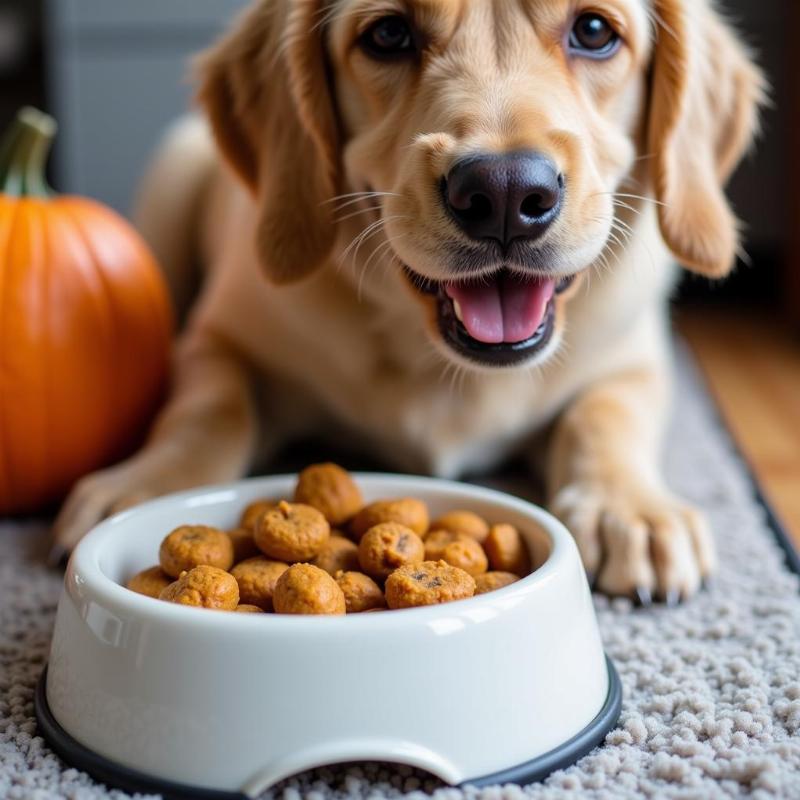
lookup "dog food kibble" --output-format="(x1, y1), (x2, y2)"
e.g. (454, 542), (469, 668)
(255, 501), (330, 562)
(358, 522), (426, 580)
(335, 571), (386, 613)
(423, 530), (488, 576)
(230, 556), (289, 611)
(475, 571), (520, 594)
(227, 527), (261, 564)
(483, 523), (531, 575)
(158, 525), (235, 578)
(127, 463), (538, 614)
(234, 604), (264, 613)
(313, 534), (360, 576)
(273, 564), (346, 615)
(126, 566), (172, 599)
(350, 498), (429, 541)
(429, 510), (490, 543)
(239, 499), (277, 533)
(385, 561), (476, 609)
(159, 565), (240, 610)
(294, 462), (364, 526)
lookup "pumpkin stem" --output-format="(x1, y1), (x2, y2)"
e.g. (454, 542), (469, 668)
(0, 107), (58, 198)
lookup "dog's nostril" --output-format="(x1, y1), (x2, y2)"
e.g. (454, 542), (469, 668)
(557, 173), (565, 189)
(521, 193), (550, 218)
(454, 193), (493, 223)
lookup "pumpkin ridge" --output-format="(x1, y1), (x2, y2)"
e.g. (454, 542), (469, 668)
(28, 200), (52, 503)
(57, 201), (122, 469)
(68, 198), (173, 456)
(0, 198), (20, 505)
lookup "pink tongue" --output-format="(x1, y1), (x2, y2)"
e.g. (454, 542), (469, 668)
(445, 274), (555, 344)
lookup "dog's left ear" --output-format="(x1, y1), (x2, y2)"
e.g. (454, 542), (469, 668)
(196, 0), (339, 285)
(647, 0), (766, 278)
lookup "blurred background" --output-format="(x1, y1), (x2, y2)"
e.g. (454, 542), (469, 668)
(0, 0), (797, 534)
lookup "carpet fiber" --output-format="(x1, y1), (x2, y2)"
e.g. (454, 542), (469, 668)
(2, 351), (800, 800)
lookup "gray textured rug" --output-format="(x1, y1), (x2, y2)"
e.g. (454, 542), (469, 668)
(1, 351), (800, 800)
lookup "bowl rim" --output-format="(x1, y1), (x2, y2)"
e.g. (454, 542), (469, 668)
(68, 473), (578, 629)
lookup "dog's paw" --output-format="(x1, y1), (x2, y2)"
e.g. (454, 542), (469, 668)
(550, 481), (716, 603)
(52, 462), (163, 557)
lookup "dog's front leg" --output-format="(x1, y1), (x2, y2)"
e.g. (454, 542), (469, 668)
(52, 330), (258, 554)
(546, 368), (715, 603)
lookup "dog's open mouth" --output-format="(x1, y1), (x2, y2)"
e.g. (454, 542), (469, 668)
(405, 267), (574, 366)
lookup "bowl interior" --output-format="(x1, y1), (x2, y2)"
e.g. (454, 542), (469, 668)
(85, 475), (556, 596)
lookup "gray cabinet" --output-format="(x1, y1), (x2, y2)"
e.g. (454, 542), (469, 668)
(46, 0), (246, 214)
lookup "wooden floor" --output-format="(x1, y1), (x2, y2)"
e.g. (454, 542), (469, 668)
(678, 308), (800, 550)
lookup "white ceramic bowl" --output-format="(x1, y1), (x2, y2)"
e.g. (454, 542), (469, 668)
(37, 474), (620, 799)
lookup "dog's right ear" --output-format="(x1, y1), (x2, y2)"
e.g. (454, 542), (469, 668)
(196, 1), (339, 285)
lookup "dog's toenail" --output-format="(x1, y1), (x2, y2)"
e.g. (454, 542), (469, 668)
(701, 576), (713, 592)
(585, 570), (596, 586)
(665, 589), (681, 608)
(634, 586), (652, 607)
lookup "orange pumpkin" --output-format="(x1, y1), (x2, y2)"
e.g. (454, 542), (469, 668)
(0, 107), (173, 515)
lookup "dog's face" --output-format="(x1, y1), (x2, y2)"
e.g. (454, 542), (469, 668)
(327, 0), (649, 366)
(198, 0), (763, 369)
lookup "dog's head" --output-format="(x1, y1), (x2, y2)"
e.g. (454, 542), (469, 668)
(198, 0), (764, 369)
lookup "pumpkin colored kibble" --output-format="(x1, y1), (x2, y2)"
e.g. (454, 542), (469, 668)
(255, 501), (330, 562)
(234, 604), (264, 613)
(239, 499), (277, 534)
(424, 530), (488, 576)
(273, 564), (346, 615)
(475, 571), (520, 595)
(358, 522), (425, 580)
(350, 498), (429, 541)
(483, 524), (531, 576)
(335, 571), (386, 613)
(294, 463), (363, 526)
(227, 527), (260, 564)
(159, 525), (235, 578)
(126, 566), (172, 599)
(230, 556), (288, 611)
(0, 108), (172, 515)
(429, 510), (490, 544)
(385, 561), (476, 609)
(159, 566), (239, 610)
(129, 466), (536, 615)
(313, 535), (360, 576)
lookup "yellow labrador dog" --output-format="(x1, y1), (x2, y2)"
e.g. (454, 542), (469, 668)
(54, 0), (763, 602)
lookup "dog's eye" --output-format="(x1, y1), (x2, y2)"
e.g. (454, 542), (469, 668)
(360, 16), (416, 59)
(569, 13), (620, 56)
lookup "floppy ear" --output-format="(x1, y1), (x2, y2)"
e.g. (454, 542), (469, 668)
(647, 0), (766, 278)
(196, 0), (339, 285)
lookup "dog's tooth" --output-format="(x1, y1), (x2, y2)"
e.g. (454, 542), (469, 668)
(453, 300), (464, 322)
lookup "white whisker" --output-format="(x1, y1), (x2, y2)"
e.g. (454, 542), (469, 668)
(340, 216), (389, 262)
(611, 199), (642, 217)
(333, 205), (385, 224)
(323, 190), (400, 208)
(613, 192), (670, 209)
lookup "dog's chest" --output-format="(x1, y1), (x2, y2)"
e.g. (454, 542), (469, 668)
(260, 334), (563, 477)
(365, 372), (554, 477)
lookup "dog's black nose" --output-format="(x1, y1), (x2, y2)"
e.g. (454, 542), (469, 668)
(444, 152), (563, 246)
